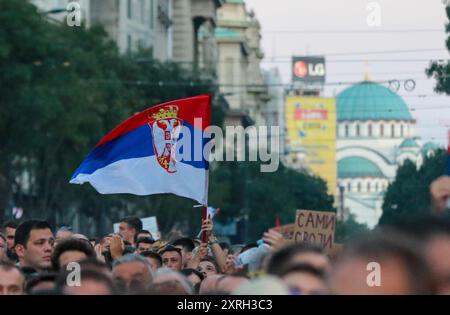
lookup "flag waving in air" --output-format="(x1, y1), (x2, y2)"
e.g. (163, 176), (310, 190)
(70, 95), (211, 205)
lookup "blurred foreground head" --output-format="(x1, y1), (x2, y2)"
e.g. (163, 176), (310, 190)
(266, 242), (330, 276)
(328, 230), (433, 295)
(384, 214), (450, 294)
(112, 254), (153, 293)
(149, 268), (194, 295)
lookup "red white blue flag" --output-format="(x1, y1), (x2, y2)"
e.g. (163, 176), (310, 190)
(70, 95), (211, 205)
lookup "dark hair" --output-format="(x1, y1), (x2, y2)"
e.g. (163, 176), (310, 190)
(280, 263), (324, 279)
(136, 236), (155, 247)
(159, 245), (182, 258)
(15, 220), (53, 248)
(56, 268), (116, 295)
(219, 242), (231, 252)
(51, 238), (96, 271)
(172, 237), (195, 252)
(267, 243), (324, 276)
(3, 220), (18, 230)
(337, 229), (434, 294)
(140, 251), (162, 267)
(26, 272), (58, 294)
(119, 216), (142, 232)
(180, 268), (205, 281)
(382, 214), (450, 242)
(78, 258), (111, 273)
(134, 230), (152, 244)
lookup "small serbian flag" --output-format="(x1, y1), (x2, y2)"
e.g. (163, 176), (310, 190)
(206, 206), (220, 219)
(70, 95), (211, 205)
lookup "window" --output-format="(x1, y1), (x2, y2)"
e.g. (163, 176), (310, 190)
(357, 182), (361, 192)
(380, 124), (384, 137)
(391, 124), (395, 138)
(127, 0), (132, 19)
(375, 182), (379, 192)
(400, 124), (404, 137)
(356, 124), (360, 137)
(368, 124), (372, 137)
(347, 182), (351, 192)
(367, 182), (371, 192)
(345, 124), (349, 137)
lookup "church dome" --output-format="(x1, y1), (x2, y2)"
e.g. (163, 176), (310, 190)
(338, 156), (384, 178)
(399, 138), (419, 149)
(336, 81), (413, 122)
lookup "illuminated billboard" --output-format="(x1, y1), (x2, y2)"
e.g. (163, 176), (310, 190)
(285, 96), (336, 194)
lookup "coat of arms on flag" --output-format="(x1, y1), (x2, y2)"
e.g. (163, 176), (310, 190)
(70, 95), (211, 205)
(149, 105), (182, 173)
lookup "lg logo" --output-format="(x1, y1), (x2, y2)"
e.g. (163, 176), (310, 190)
(66, 1), (82, 27)
(293, 61), (325, 78)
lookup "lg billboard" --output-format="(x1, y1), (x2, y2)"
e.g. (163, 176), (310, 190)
(292, 56), (326, 85)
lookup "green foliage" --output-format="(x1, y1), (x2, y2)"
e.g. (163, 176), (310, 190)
(209, 161), (335, 242)
(335, 214), (369, 244)
(378, 149), (447, 226)
(426, 6), (450, 93)
(0, 0), (333, 240)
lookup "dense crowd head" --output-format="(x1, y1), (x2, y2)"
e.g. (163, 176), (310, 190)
(0, 177), (449, 295)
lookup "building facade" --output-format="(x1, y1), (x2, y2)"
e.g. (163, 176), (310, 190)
(215, 0), (268, 127)
(336, 80), (438, 228)
(171, 0), (223, 76)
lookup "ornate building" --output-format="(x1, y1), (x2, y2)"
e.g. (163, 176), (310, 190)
(336, 80), (438, 228)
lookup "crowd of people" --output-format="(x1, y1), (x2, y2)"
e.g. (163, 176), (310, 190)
(0, 176), (449, 295)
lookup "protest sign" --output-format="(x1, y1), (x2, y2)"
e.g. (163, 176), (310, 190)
(293, 209), (336, 254)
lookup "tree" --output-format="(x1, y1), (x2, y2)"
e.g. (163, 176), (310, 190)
(427, 5), (450, 93)
(209, 161), (335, 242)
(378, 150), (447, 226)
(0, 0), (216, 235)
(335, 214), (369, 244)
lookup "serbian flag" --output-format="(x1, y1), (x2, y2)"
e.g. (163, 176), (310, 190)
(70, 95), (211, 205)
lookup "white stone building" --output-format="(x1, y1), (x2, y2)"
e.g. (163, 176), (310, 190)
(215, 0), (268, 127)
(336, 80), (439, 228)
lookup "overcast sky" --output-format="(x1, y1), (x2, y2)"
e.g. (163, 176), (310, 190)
(245, 0), (450, 146)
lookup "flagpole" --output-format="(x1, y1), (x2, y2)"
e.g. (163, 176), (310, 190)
(202, 206), (208, 243)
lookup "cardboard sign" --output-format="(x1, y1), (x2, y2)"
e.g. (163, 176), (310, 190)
(273, 223), (296, 240)
(293, 209), (336, 254)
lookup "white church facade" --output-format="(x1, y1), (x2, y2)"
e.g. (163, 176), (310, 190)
(336, 80), (438, 228)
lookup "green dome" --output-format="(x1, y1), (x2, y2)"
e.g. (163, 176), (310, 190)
(399, 138), (419, 148)
(421, 142), (439, 154)
(337, 81), (413, 121)
(338, 156), (384, 178)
